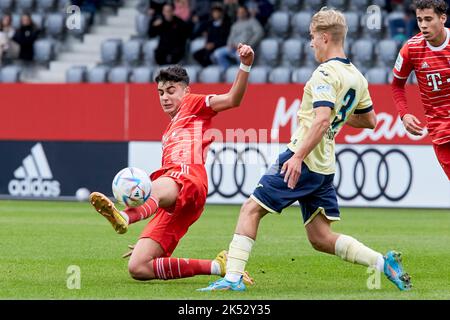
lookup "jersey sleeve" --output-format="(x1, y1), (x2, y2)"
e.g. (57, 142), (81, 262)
(393, 43), (413, 80)
(309, 66), (338, 109)
(185, 94), (218, 119)
(354, 83), (374, 114)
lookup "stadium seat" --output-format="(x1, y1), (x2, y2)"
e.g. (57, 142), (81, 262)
(33, 39), (55, 64)
(376, 39), (399, 67)
(142, 38), (158, 66)
(123, 39), (143, 66)
(249, 66), (269, 83)
(17, 0), (35, 12)
(0, 65), (22, 83)
(183, 64), (201, 83)
(303, 41), (317, 66)
(258, 38), (279, 67)
(135, 12), (150, 38)
(87, 66), (109, 83)
(224, 66), (239, 83)
(292, 67), (314, 84)
(0, 0), (13, 12)
(12, 14), (20, 29)
(36, 0), (56, 12)
(101, 39), (122, 66)
(188, 37), (206, 63)
(278, 0), (301, 11)
(198, 65), (223, 83)
(108, 66), (131, 83)
(45, 13), (65, 39)
(31, 13), (45, 31)
(348, 0), (368, 11)
(290, 11), (311, 39)
(269, 67), (291, 84)
(268, 11), (290, 39)
(303, 0), (324, 11)
(326, 0), (347, 10)
(344, 12), (360, 39)
(351, 39), (374, 67)
(365, 67), (388, 84)
(131, 66), (153, 83)
(66, 65), (87, 83)
(281, 38), (303, 67)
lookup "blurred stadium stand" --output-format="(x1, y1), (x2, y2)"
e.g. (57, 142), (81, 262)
(0, 0), (416, 84)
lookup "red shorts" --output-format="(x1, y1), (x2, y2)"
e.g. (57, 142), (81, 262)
(433, 142), (450, 180)
(140, 165), (207, 256)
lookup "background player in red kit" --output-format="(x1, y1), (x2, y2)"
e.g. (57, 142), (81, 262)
(89, 43), (255, 282)
(392, 0), (450, 180)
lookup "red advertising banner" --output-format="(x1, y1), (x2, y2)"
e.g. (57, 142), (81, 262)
(0, 83), (430, 144)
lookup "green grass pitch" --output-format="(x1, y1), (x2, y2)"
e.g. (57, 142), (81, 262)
(1, 200), (449, 300)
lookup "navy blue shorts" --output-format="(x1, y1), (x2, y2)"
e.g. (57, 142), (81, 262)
(251, 149), (340, 225)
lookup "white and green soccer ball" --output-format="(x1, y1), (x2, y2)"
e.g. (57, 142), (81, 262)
(112, 167), (152, 207)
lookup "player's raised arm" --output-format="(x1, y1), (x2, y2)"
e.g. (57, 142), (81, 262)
(208, 43), (254, 112)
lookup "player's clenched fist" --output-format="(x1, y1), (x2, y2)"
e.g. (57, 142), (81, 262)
(237, 43), (254, 66)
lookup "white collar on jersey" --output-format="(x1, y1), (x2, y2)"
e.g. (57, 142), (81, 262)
(426, 28), (450, 51)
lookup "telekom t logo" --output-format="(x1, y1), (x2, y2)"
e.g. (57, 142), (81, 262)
(427, 73), (444, 91)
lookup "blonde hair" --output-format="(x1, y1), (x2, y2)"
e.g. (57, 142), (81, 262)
(310, 7), (348, 44)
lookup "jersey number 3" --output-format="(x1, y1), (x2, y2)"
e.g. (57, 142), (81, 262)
(331, 88), (356, 130)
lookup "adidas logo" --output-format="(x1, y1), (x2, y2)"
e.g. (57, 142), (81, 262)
(8, 143), (61, 197)
(421, 61), (430, 69)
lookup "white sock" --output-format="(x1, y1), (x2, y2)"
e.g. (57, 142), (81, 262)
(224, 234), (254, 283)
(119, 211), (129, 225)
(375, 255), (385, 273)
(210, 260), (221, 275)
(335, 234), (383, 268)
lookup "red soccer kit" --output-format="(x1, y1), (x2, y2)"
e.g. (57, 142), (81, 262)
(393, 30), (450, 179)
(140, 93), (217, 255)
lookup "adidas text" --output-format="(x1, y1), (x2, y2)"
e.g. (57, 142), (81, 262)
(8, 178), (61, 197)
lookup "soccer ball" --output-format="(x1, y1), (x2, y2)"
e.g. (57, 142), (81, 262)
(112, 167), (152, 207)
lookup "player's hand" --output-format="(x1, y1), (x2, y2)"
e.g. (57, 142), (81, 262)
(402, 114), (424, 136)
(280, 155), (303, 189)
(122, 244), (135, 259)
(237, 43), (254, 66)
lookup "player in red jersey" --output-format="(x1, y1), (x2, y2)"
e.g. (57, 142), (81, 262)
(89, 43), (255, 283)
(392, 0), (450, 180)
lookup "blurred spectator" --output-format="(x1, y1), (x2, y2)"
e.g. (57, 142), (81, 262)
(0, 14), (19, 63)
(193, 4), (231, 67)
(72, 0), (102, 26)
(149, 3), (190, 65)
(212, 5), (263, 70)
(174, 0), (191, 22)
(189, 0), (213, 39)
(224, 0), (240, 24)
(246, 0), (273, 27)
(12, 14), (40, 62)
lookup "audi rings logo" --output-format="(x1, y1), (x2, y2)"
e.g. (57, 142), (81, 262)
(335, 148), (413, 201)
(207, 146), (269, 198)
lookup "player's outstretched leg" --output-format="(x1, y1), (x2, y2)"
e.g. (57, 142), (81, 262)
(383, 251), (412, 291)
(89, 192), (128, 234)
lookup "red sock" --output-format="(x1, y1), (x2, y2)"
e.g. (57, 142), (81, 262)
(124, 196), (159, 225)
(152, 258), (212, 279)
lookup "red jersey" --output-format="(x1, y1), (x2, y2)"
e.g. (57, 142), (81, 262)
(158, 93), (217, 175)
(393, 29), (450, 145)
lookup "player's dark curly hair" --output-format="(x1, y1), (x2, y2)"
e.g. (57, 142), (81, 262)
(413, 0), (448, 15)
(154, 65), (190, 86)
